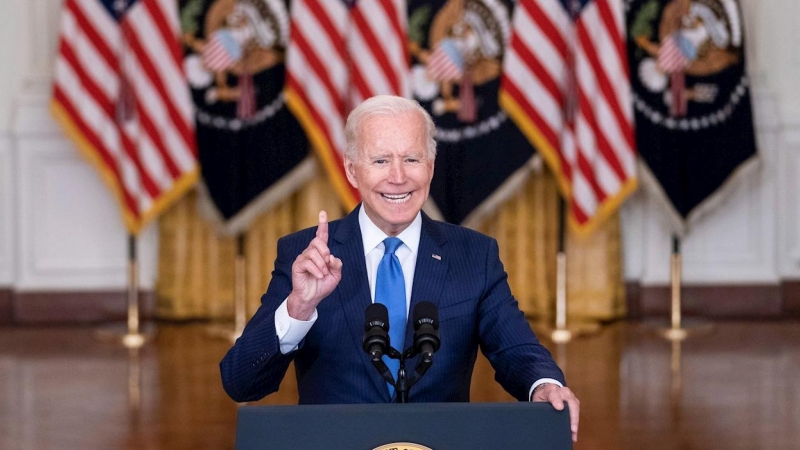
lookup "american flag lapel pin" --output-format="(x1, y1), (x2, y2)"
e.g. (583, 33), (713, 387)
(432, 254), (442, 260)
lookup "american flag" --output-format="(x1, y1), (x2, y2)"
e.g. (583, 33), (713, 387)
(658, 34), (690, 73)
(51, 0), (197, 235)
(285, 0), (408, 209)
(426, 39), (464, 82)
(499, 0), (636, 235)
(201, 30), (243, 72)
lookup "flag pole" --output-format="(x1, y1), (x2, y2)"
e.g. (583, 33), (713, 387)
(551, 197), (572, 343)
(663, 235), (688, 340)
(95, 234), (151, 348)
(207, 233), (247, 342)
(122, 234), (146, 347)
(234, 233), (247, 338)
(653, 234), (713, 340)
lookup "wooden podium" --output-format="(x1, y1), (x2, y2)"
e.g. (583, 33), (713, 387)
(236, 402), (572, 450)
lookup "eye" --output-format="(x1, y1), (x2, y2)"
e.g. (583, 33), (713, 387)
(405, 157), (421, 164)
(373, 159), (388, 165)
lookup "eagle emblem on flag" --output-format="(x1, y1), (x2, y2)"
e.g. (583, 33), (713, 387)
(630, 0), (743, 120)
(410, 0), (509, 123)
(182, 0), (289, 120)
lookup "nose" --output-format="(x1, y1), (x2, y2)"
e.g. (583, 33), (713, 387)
(388, 160), (406, 183)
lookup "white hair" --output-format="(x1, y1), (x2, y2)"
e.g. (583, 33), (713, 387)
(344, 95), (437, 162)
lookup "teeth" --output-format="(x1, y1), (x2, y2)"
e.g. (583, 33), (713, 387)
(382, 193), (411, 203)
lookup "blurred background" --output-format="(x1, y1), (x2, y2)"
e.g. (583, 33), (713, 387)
(0, 0), (798, 449)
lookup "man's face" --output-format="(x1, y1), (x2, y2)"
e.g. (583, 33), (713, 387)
(345, 111), (434, 237)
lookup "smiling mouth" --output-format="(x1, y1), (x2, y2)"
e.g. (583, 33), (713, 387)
(381, 193), (411, 203)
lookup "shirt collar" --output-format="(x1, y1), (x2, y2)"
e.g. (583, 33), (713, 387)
(359, 205), (422, 256)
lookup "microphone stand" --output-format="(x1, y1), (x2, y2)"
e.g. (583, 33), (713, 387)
(396, 364), (408, 403)
(395, 346), (435, 403)
(368, 347), (405, 401)
(403, 346), (434, 388)
(369, 345), (434, 403)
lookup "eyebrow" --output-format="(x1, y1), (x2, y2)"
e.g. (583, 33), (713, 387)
(364, 152), (426, 160)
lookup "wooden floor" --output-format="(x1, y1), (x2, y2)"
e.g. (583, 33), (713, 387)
(1, 320), (798, 450)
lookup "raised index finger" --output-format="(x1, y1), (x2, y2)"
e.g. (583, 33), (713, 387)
(316, 210), (329, 244)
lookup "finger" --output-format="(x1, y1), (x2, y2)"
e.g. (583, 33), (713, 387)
(308, 237), (332, 260)
(570, 406), (579, 442)
(302, 248), (330, 276)
(567, 397), (580, 442)
(547, 389), (566, 410)
(296, 259), (325, 279)
(328, 255), (343, 273)
(571, 412), (579, 442)
(316, 211), (329, 244)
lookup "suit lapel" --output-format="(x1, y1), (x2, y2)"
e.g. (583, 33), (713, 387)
(406, 214), (448, 350)
(331, 206), (391, 401)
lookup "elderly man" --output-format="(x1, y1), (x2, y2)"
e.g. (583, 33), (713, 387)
(220, 95), (580, 441)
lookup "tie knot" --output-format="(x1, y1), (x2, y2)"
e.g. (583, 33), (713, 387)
(383, 237), (403, 255)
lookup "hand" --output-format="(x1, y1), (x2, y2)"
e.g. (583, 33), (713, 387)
(532, 384), (580, 442)
(287, 211), (343, 320)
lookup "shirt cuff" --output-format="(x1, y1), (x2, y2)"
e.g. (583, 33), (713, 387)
(528, 378), (564, 401)
(275, 297), (318, 354)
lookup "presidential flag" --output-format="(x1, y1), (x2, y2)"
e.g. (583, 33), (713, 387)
(627, 0), (758, 231)
(408, 0), (539, 227)
(285, 0), (409, 210)
(499, 0), (637, 235)
(51, 0), (198, 235)
(180, 0), (312, 235)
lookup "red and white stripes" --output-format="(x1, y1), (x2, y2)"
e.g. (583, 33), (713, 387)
(285, 0), (408, 209)
(500, 0), (636, 233)
(52, 0), (197, 233)
(348, 0), (408, 105)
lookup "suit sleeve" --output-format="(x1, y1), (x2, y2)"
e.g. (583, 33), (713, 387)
(219, 235), (299, 402)
(477, 238), (566, 401)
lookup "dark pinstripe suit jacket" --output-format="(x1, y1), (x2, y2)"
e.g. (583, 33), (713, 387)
(220, 206), (565, 404)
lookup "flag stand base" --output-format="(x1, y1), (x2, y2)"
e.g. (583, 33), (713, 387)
(94, 322), (155, 348)
(534, 321), (602, 343)
(640, 317), (714, 340)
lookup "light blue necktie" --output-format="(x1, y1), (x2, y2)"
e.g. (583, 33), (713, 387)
(375, 237), (406, 399)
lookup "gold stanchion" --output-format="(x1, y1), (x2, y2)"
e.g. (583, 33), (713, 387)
(663, 247), (688, 341)
(95, 235), (153, 348)
(648, 235), (713, 340)
(551, 251), (572, 343)
(536, 198), (600, 342)
(551, 197), (572, 343)
(207, 233), (247, 343)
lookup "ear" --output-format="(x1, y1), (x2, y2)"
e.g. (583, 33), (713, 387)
(345, 158), (358, 189)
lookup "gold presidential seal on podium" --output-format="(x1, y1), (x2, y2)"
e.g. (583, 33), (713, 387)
(373, 443), (432, 450)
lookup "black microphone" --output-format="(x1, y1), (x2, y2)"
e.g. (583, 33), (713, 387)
(413, 301), (440, 362)
(363, 303), (390, 362)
